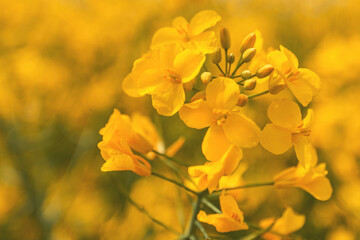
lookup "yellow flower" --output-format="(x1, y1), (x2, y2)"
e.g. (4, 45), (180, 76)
(98, 109), (156, 176)
(188, 145), (243, 193)
(260, 98), (314, 166)
(197, 192), (248, 232)
(123, 43), (205, 116)
(267, 45), (320, 106)
(179, 77), (260, 161)
(274, 145), (333, 201)
(260, 207), (305, 240)
(151, 10), (221, 54)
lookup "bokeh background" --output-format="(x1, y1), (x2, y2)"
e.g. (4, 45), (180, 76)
(1, 0), (360, 239)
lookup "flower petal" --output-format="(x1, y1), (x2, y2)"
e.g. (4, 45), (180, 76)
(221, 145), (243, 175)
(190, 30), (218, 54)
(287, 79), (313, 107)
(138, 68), (165, 95)
(268, 99), (302, 129)
(206, 77), (239, 110)
(151, 27), (182, 48)
(189, 10), (221, 36)
(280, 45), (299, 69)
(202, 125), (232, 162)
(260, 124), (292, 154)
(297, 68), (321, 95)
(174, 49), (205, 83)
(101, 154), (151, 176)
(179, 99), (213, 129)
(267, 50), (292, 74)
(293, 136), (318, 168)
(197, 211), (248, 233)
(299, 176), (333, 201)
(223, 112), (260, 148)
(151, 81), (185, 116)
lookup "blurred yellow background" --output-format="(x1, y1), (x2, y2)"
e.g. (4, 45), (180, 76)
(1, 0), (359, 239)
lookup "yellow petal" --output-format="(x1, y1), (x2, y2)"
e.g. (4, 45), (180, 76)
(293, 136), (317, 167)
(273, 167), (298, 188)
(280, 45), (299, 69)
(101, 154), (151, 176)
(197, 211), (248, 233)
(223, 112), (260, 148)
(174, 49), (205, 83)
(159, 42), (183, 68)
(260, 124), (292, 154)
(302, 109), (315, 129)
(273, 207), (305, 235)
(189, 10), (221, 36)
(299, 175), (333, 201)
(267, 50), (292, 74)
(202, 125), (232, 161)
(166, 137), (185, 157)
(297, 68), (321, 95)
(206, 77), (239, 109)
(287, 78), (313, 107)
(138, 68), (165, 95)
(221, 145), (243, 175)
(190, 31), (218, 54)
(151, 81), (185, 116)
(122, 73), (142, 97)
(220, 194), (244, 220)
(172, 16), (189, 29)
(151, 27), (182, 48)
(268, 98), (302, 129)
(179, 99), (213, 129)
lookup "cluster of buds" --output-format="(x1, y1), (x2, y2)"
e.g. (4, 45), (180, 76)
(202, 28), (274, 107)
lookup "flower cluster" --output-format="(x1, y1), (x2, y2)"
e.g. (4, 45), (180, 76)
(98, 10), (331, 239)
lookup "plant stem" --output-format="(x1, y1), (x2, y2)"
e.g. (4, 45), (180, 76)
(195, 220), (210, 240)
(152, 150), (190, 167)
(202, 198), (221, 214)
(247, 90), (269, 99)
(231, 60), (243, 77)
(108, 175), (180, 235)
(225, 49), (228, 75)
(212, 181), (274, 193)
(151, 172), (197, 195)
(182, 192), (205, 239)
(216, 63), (226, 75)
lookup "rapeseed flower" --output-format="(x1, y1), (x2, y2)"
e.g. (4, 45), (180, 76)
(180, 77), (260, 161)
(151, 10), (221, 54)
(260, 98), (314, 166)
(197, 192), (248, 232)
(267, 45), (320, 106)
(123, 43), (205, 116)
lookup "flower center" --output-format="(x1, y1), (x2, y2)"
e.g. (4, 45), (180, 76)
(231, 213), (241, 222)
(163, 68), (182, 84)
(213, 109), (230, 125)
(176, 24), (190, 42)
(291, 123), (311, 142)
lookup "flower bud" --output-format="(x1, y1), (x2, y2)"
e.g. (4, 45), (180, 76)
(201, 72), (212, 84)
(241, 48), (256, 63)
(256, 64), (274, 78)
(240, 70), (251, 79)
(269, 81), (287, 95)
(191, 91), (206, 102)
(237, 94), (248, 107)
(183, 80), (194, 91)
(211, 47), (222, 64)
(244, 79), (257, 90)
(220, 28), (231, 50)
(227, 53), (235, 64)
(240, 32), (256, 53)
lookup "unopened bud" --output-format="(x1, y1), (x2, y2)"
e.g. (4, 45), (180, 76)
(269, 81), (287, 95)
(183, 80), (194, 91)
(240, 70), (251, 79)
(240, 32), (256, 53)
(256, 64), (274, 78)
(237, 94), (248, 107)
(201, 72), (212, 84)
(227, 53), (235, 64)
(191, 91), (206, 102)
(242, 48), (256, 63)
(244, 79), (257, 90)
(211, 47), (222, 64)
(220, 28), (231, 50)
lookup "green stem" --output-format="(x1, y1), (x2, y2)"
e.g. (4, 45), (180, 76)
(216, 63), (225, 76)
(202, 198), (221, 214)
(151, 172), (197, 195)
(212, 181), (274, 193)
(108, 176), (180, 235)
(183, 192), (205, 239)
(231, 59), (243, 77)
(247, 90), (269, 99)
(152, 150), (190, 167)
(195, 220), (210, 240)
(225, 49), (228, 75)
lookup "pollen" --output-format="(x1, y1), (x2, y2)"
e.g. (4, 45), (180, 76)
(163, 68), (182, 84)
